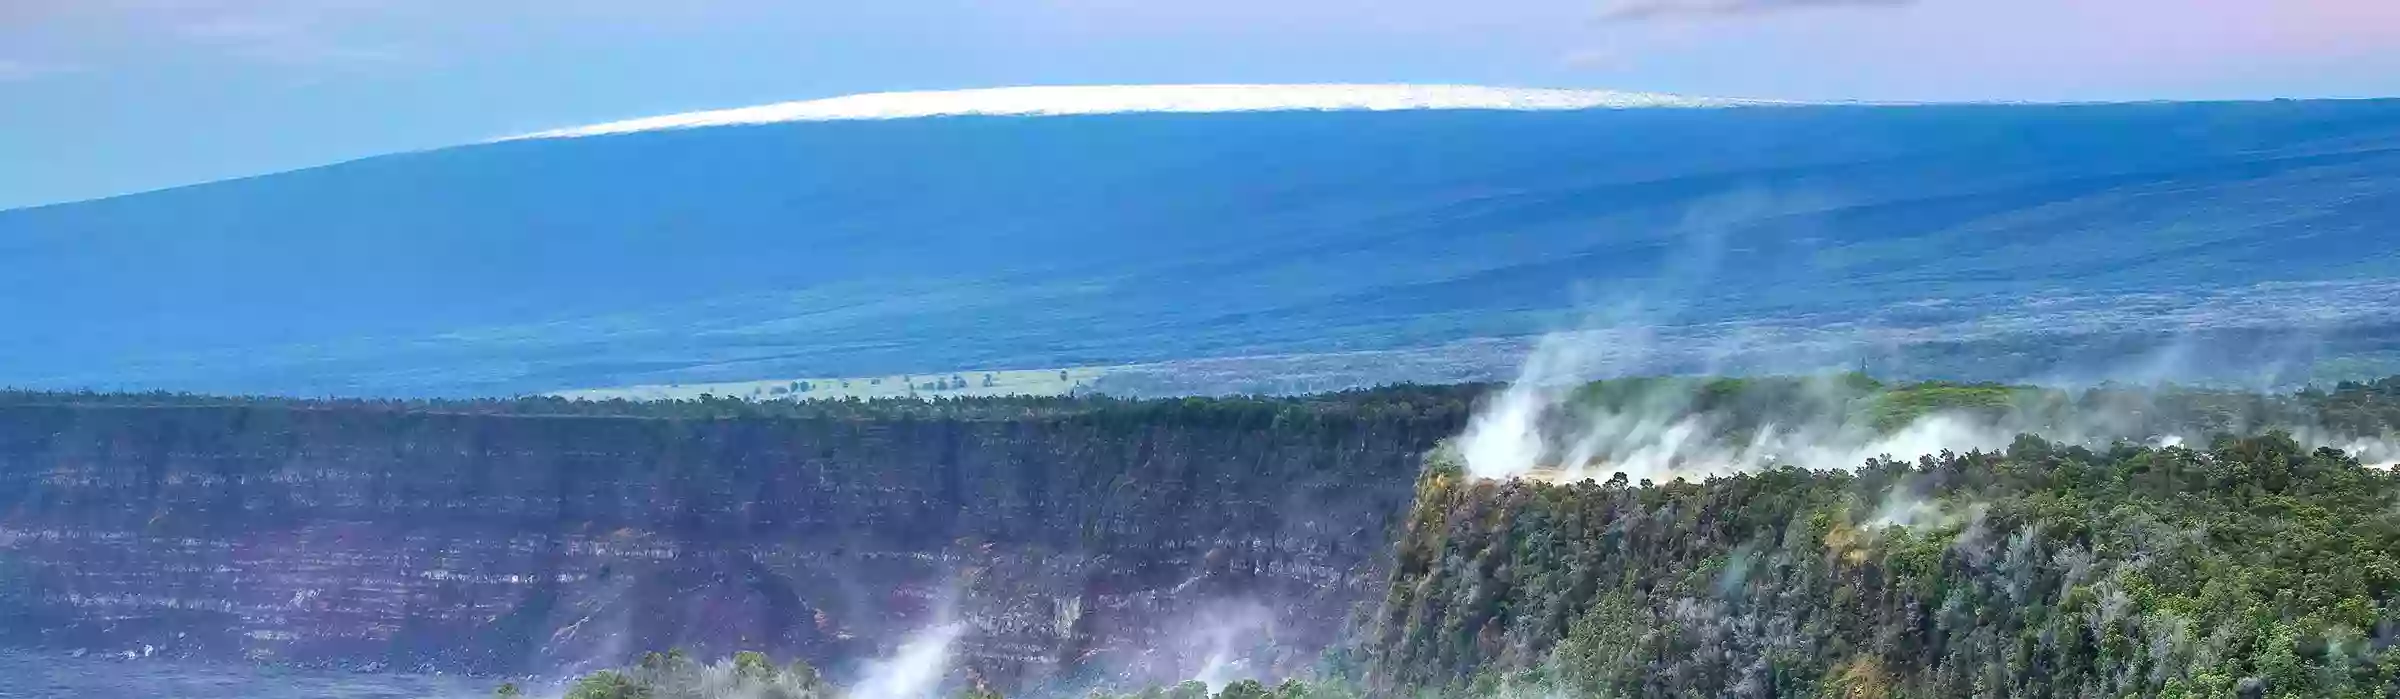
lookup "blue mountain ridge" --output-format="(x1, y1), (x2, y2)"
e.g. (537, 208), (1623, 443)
(5, 99), (2400, 396)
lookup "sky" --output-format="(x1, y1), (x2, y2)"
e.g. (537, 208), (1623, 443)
(3, 0), (2398, 210)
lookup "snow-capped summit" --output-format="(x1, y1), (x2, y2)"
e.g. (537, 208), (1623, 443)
(508, 84), (1766, 140)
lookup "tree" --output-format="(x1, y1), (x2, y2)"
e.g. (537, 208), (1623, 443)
(732, 650), (774, 680)
(564, 670), (649, 699)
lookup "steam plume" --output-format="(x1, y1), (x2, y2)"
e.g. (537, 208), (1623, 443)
(849, 620), (965, 699)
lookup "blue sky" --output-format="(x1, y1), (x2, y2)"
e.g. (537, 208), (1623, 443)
(4, 0), (2398, 210)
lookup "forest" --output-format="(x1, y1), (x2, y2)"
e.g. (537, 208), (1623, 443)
(512, 376), (2400, 698)
(1368, 432), (2400, 698)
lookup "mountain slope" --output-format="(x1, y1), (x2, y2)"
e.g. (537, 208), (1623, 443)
(5, 93), (2400, 396)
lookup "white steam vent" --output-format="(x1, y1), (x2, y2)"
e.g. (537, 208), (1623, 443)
(1453, 330), (2400, 483)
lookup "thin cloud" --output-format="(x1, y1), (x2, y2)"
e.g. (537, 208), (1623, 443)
(0, 59), (75, 81)
(17, 0), (409, 68)
(1560, 46), (1625, 69)
(1600, 0), (1914, 21)
(172, 13), (408, 67)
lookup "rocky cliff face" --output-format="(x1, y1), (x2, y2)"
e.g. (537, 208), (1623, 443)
(0, 393), (1470, 688)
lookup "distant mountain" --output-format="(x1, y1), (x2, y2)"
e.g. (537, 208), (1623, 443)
(508, 84), (1767, 138)
(4, 87), (2399, 396)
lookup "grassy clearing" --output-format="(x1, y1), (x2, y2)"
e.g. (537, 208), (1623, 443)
(1857, 381), (2025, 429)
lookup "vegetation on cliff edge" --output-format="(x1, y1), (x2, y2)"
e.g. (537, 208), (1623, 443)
(1370, 432), (2400, 698)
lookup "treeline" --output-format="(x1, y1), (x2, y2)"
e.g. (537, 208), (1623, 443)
(0, 384), (1490, 422)
(521, 650), (834, 699)
(1367, 433), (2400, 698)
(518, 650), (1366, 699)
(10, 374), (2399, 434)
(1550, 373), (2400, 437)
